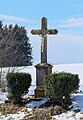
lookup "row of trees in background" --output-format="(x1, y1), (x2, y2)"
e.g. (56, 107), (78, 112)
(0, 21), (33, 67)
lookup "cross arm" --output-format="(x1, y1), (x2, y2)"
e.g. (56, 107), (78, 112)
(47, 29), (58, 35)
(31, 29), (41, 35)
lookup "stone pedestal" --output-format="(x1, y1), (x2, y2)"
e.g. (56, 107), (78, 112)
(34, 86), (45, 98)
(35, 63), (53, 98)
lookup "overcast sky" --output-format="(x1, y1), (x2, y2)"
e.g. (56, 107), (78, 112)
(0, 0), (83, 65)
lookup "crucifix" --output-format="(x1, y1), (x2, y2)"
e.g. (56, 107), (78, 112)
(31, 17), (58, 97)
(31, 17), (58, 63)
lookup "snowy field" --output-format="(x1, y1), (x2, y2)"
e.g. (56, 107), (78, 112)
(27, 63), (83, 95)
(0, 63), (83, 119)
(13, 63), (83, 95)
(2, 63), (83, 92)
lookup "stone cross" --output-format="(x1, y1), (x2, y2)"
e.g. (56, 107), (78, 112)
(31, 17), (58, 63)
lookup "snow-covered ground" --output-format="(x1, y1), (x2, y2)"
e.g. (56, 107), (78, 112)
(0, 92), (8, 103)
(71, 92), (83, 112)
(0, 112), (25, 120)
(0, 91), (83, 120)
(52, 111), (83, 120)
(25, 98), (48, 108)
(0, 63), (83, 119)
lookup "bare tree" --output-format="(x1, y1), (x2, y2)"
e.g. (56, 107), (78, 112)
(0, 22), (33, 90)
(0, 22), (33, 67)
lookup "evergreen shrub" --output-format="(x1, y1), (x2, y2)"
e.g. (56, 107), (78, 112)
(44, 72), (79, 105)
(6, 72), (32, 103)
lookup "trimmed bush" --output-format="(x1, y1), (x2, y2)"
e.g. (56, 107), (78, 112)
(44, 72), (79, 105)
(6, 72), (32, 103)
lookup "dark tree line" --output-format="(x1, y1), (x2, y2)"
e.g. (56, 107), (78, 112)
(0, 21), (33, 67)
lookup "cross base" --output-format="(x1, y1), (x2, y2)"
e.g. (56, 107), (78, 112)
(35, 86), (45, 98)
(35, 63), (53, 98)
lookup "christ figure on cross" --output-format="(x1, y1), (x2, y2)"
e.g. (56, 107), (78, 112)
(31, 17), (58, 63)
